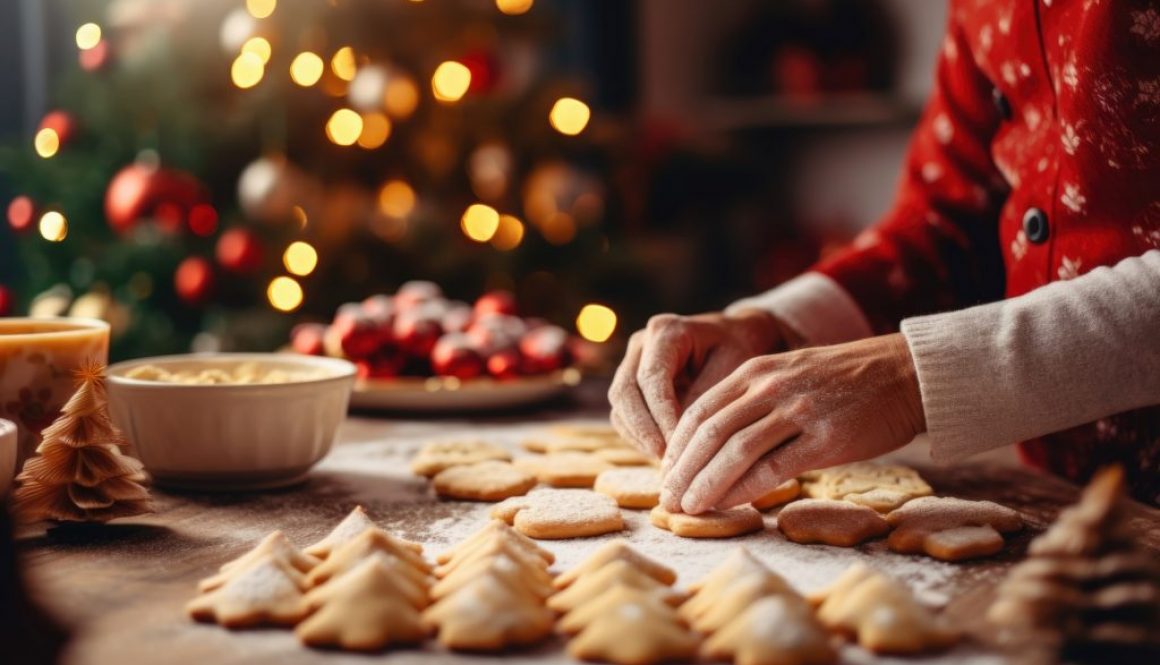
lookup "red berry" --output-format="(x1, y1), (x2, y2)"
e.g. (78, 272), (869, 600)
(356, 349), (406, 379)
(291, 323), (327, 356)
(486, 348), (523, 380)
(393, 309), (443, 358)
(519, 325), (571, 374)
(328, 313), (381, 359)
(395, 280), (442, 309)
(431, 333), (484, 380)
(473, 289), (518, 317)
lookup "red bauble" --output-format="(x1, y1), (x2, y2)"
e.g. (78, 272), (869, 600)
(461, 50), (497, 94)
(473, 290), (518, 317)
(290, 323), (327, 356)
(175, 257), (214, 304)
(395, 280), (442, 309)
(431, 333), (484, 380)
(361, 295), (396, 319)
(465, 313), (525, 355)
(518, 325), (571, 374)
(105, 163), (205, 234)
(442, 302), (474, 333)
(38, 111), (77, 147)
(486, 348), (523, 380)
(6, 196), (36, 233)
(0, 285), (13, 316)
(356, 349), (406, 380)
(326, 313), (381, 360)
(79, 39), (112, 71)
(215, 228), (263, 274)
(393, 309), (443, 358)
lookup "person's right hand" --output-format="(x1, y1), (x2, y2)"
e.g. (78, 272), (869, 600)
(608, 309), (792, 459)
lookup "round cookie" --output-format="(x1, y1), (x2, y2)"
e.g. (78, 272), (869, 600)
(432, 461), (537, 502)
(801, 463), (932, 513)
(594, 447), (655, 466)
(650, 505), (764, 539)
(491, 488), (624, 539)
(594, 467), (661, 509)
(411, 440), (511, 477)
(776, 499), (890, 547)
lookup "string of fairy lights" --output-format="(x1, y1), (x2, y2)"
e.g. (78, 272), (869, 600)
(26, 0), (618, 346)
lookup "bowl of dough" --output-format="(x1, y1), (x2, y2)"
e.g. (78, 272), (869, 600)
(106, 353), (355, 491)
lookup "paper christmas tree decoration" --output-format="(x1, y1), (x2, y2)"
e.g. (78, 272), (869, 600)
(988, 467), (1160, 661)
(11, 364), (151, 523)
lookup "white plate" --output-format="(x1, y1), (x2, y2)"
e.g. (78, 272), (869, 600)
(350, 368), (582, 412)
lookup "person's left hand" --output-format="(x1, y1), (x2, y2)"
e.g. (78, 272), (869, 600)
(659, 333), (926, 514)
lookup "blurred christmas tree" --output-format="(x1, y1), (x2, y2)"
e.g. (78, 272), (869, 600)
(1, 0), (638, 360)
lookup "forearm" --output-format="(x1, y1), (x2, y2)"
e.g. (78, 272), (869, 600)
(725, 272), (874, 347)
(902, 250), (1160, 462)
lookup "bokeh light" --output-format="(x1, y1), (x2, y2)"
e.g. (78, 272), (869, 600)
(491, 214), (525, 250)
(283, 241), (318, 276)
(231, 52), (265, 89)
(188, 204), (219, 237)
(576, 303), (617, 342)
(7, 196), (35, 232)
(385, 75), (420, 118)
(496, 0), (534, 15)
(541, 211), (576, 244)
(331, 46), (358, 82)
(460, 203), (499, 242)
(267, 276), (304, 311)
(38, 211), (68, 242)
(357, 112), (392, 149)
(290, 51), (324, 86)
(432, 61), (471, 103)
(325, 108), (363, 146)
(378, 180), (416, 218)
(34, 128), (60, 158)
(75, 23), (102, 50)
(241, 36), (272, 64)
(549, 97), (591, 136)
(246, 0), (276, 19)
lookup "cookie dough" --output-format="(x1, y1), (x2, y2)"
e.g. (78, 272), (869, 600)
(649, 505), (764, 539)
(558, 584), (682, 636)
(549, 560), (685, 613)
(296, 555), (429, 651)
(886, 496), (1023, 561)
(491, 489), (624, 539)
(432, 552), (554, 602)
(594, 446), (655, 466)
(513, 453), (613, 488)
(567, 597), (700, 665)
(199, 531), (319, 593)
(422, 574), (555, 650)
(594, 467), (662, 509)
(411, 440), (511, 477)
(435, 519), (555, 569)
(187, 555), (309, 628)
(304, 506), (423, 560)
(751, 479), (801, 511)
(801, 462), (932, 513)
(702, 595), (837, 665)
(687, 571), (795, 634)
(554, 539), (677, 589)
(306, 528), (432, 588)
(776, 498), (890, 547)
(432, 460), (537, 502)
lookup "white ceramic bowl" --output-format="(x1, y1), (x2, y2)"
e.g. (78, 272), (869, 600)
(0, 419), (16, 499)
(106, 353), (355, 491)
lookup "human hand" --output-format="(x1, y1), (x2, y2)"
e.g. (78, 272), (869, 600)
(608, 310), (791, 458)
(660, 333), (925, 514)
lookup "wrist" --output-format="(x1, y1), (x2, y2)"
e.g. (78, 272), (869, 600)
(887, 332), (927, 435)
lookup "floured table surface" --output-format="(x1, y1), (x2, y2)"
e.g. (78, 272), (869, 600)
(17, 381), (1160, 665)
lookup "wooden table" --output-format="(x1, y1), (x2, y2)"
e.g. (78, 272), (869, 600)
(16, 380), (1160, 665)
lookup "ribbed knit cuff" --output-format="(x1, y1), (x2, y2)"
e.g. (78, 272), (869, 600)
(725, 272), (874, 347)
(901, 309), (1009, 463)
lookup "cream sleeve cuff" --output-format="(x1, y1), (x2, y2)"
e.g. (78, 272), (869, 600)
(902, 250), (1160, 463)
(725, 272), (874, 347)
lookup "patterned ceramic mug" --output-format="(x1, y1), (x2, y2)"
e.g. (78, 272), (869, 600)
(0, 318), (110, 467)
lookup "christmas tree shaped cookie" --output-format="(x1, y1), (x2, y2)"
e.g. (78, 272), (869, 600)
(12, 364), (151, 524)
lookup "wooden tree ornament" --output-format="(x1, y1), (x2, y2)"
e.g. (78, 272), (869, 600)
(11, 364), (152, 523)
(988, 467), (1160, 662)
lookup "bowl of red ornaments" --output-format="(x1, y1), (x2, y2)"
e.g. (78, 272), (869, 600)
(289, 281), (581, 411)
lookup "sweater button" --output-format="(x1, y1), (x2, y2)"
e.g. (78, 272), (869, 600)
(992, 87), (1012, 121)
(1023, 208), (1049, 244)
